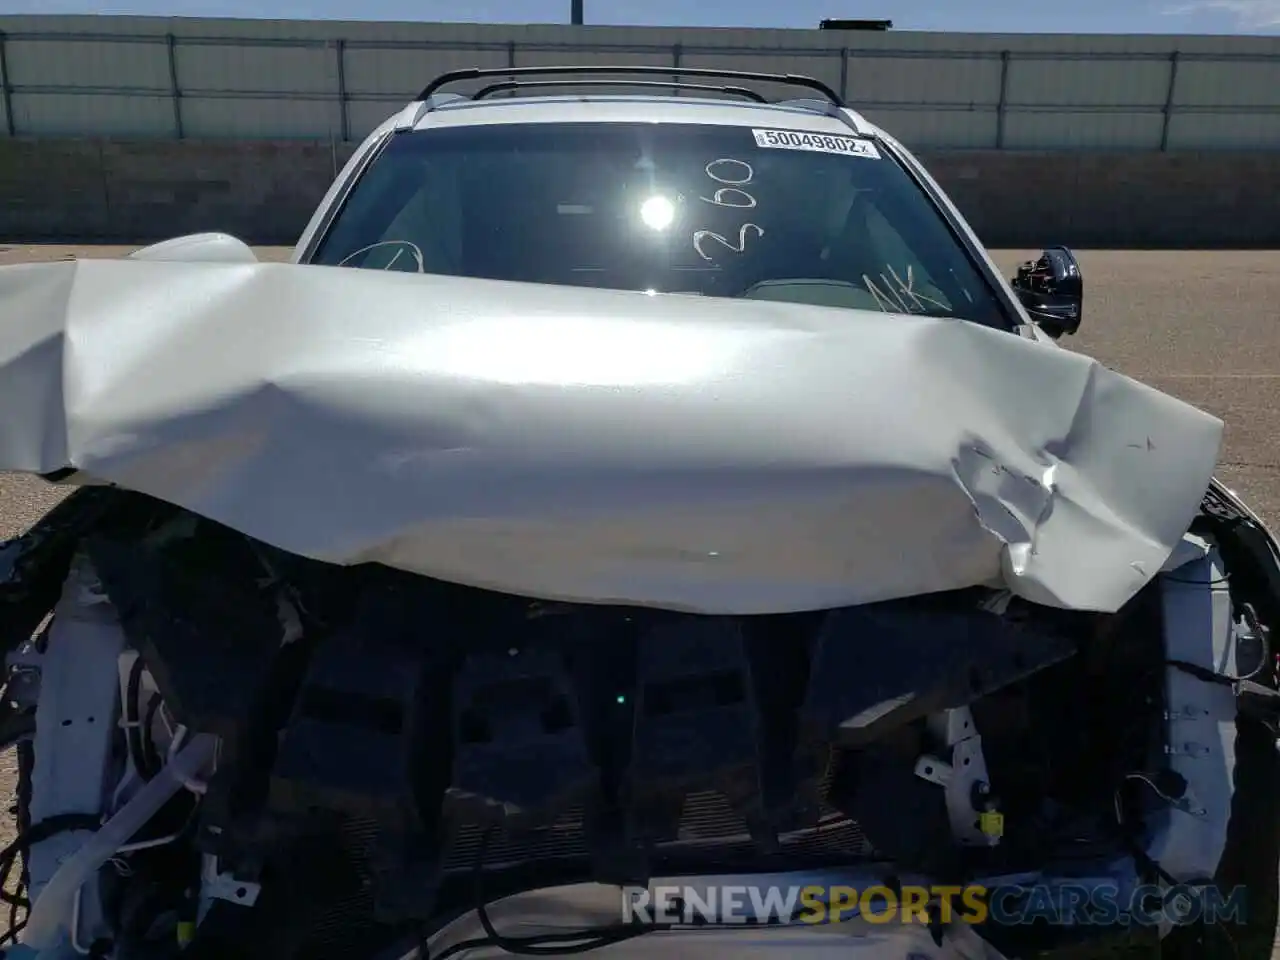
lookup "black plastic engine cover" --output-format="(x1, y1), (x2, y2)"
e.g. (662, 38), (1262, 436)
(268, 577), (457, 922)
(86, 531), (288, 738)
(799, 597), (1078, 751)
(622, 615), (821, 852)
(832, 742), (956, 876)
(446, 639), (596, 826)
(441, 608), (639, 883)
(0, 487), (127, 655)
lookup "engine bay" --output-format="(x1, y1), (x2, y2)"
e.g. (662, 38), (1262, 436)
(0, 485), (1276, 959)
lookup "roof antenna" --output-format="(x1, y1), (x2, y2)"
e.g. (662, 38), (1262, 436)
(571, 0), (584, 24)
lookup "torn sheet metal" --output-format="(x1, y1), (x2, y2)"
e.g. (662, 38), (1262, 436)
(0, 258), (1223, 615)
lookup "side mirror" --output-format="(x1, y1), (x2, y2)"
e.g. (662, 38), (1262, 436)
(128, 232), (259, 265)
(1010, 246), (1082, 339)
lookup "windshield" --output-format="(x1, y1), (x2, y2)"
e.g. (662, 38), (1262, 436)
(310, 121), (1010, 328)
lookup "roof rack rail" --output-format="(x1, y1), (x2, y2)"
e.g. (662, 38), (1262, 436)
(472, 78), (768, 103)
(418, 65), (844, 107)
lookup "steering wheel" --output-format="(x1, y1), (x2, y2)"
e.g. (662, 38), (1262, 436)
(337, 240), (426, 273)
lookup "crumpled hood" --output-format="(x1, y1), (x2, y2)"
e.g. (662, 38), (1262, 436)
(0, 258), (1223, 615)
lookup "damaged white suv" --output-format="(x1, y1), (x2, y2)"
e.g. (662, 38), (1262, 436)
(0, 65), (1276, 960)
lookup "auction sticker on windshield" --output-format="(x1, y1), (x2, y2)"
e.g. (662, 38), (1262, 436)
(752, 129), (881, 159)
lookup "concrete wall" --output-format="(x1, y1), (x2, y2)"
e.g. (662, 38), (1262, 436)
(5, 16), (1280, 150)
(4, 137), (1278, 249)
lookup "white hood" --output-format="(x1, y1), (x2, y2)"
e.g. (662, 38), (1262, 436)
(0, 257), (1223, 615)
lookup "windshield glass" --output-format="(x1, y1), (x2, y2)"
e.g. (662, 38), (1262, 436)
(310, 121), (1010, 328)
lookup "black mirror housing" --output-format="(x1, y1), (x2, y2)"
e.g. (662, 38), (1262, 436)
(1011, 246), (1083, 338)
